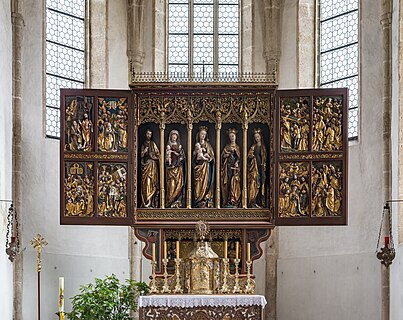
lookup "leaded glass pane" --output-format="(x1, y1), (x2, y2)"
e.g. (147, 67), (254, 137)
(169, 35), (189, 64)
(194, 4), (214, 34)
(320, 0), (358, 139)
(218, 35), (238, 64)
(194, 35), (214, 64)
(169, 4), (188, 34)
(320, 0), (358, 21)
(218, 4), (238, 34)
(194, 64), (214, 75)
(46, 0), (85, 138)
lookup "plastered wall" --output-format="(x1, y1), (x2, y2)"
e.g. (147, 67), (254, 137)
(0, 0), (14, 319)
(20, 1), (130, 319)
(276, 1), (384, 319)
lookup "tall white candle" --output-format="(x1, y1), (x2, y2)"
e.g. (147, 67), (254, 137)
(59, 277), (64, 312)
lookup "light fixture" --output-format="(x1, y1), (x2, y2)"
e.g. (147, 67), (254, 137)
(4, 202), (20, 262)
(376, 202), (395, 268)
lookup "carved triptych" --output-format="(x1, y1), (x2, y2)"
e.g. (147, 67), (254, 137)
(60, 86), (347, 227)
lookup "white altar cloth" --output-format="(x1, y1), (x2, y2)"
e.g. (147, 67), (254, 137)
(138, 294), (267, 309)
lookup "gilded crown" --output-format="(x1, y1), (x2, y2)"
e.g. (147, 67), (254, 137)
(253, 128), (262, 135)
(227, 128), (238, 135)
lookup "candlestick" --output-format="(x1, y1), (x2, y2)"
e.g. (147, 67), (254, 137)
(176, 241), (180, 259)
(247, 243), (251, 262)
(233, 258), (241, 293)
(59, 277), (64, 312)
(150, 260), (158, 294)
(224, 240), (228, 259)
(152, 243), (156, 262)
(164, 241), (167, 260)
(174, 258), (183, 293)
(220, 258), (229, 294)
(161, 258), (170, 293)
(245, 260), (255, 294)
(235, 241), (239, 260)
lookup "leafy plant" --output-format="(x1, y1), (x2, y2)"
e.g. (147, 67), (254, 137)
(67, 274), (149, 320)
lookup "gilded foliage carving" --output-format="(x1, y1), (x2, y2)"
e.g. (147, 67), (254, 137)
(64, 162), (95, 217)
(98, 163), (128, 217)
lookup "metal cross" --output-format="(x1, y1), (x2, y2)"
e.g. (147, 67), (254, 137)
(30, 234), (48, 272)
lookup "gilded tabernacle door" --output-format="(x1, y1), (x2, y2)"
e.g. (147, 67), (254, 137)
(134, 84), (275, 225)
(60, 89), (133, 225)
(275, 88), (348, 226)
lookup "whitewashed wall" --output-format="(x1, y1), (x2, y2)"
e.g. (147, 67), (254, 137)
(20, 1), (129, 319)
(0, 0), (14, 319)
(275, 1), (384, 319)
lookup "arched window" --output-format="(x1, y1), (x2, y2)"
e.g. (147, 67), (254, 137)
(319, 0), (359, 139)
(168, 0), (239, 76)
(45, 0), (85, 138)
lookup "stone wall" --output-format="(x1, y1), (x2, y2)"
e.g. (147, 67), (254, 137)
(0, 0), (14, 319)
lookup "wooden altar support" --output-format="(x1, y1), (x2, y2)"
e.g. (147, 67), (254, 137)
(138, 294), (267, 320)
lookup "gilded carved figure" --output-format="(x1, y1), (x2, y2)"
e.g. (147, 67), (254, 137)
(313, 97), (343, 151)
(165, 130), (186, 208)
(193, 127), (215, 208)
(312, 162), (342, 216)
(98, 164), (127, 217)
(279, 163), (309, 217)
(64, 163), (94, 217)
(98, 98), (128, 152)
(80, 113), (93, 151)
(141, 129), (160, 208)
(280, 98), (310, 152)
(221, 128), (241, 208)
(247, 128), (267, 208)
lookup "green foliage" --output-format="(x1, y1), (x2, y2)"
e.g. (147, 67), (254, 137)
(67, 274), (149, 320)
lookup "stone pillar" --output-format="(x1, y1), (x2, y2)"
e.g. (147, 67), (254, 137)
(127, 0), (145, 73)
(87, 0), (109, 88)
(153, 0), (166, 72)
(381, 1), (392, 319)
(297, 0), (315, 88)
(241, 0), (253, 73)
(262, 0), (281, 83)
(11, 0), (24, 319)
(265, 228), (278, 320)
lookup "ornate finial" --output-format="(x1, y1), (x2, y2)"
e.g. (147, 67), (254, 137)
(195, 221), (210, 241)
(30, 234), (48, 272)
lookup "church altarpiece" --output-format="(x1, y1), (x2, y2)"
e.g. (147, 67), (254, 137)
(60, 84), (348, 284)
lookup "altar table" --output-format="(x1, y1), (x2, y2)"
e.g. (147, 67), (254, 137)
(138, 294), (267, 320)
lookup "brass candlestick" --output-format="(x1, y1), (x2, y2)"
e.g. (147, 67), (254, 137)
(150, 260), (158, 294)
(220, 258), (229, 294)
(161, 258), (170, 293)
(245, 260), (255, 294)
(173, 258), (183, 293)
(233, 258), (241, 293)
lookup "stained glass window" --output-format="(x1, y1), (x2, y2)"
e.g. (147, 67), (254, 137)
(45, 0), (85, 138)
(168, 0), (239, 77)
(319, 0), (359, 139)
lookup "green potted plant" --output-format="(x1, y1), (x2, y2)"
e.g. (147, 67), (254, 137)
(67, 274), (149, 320)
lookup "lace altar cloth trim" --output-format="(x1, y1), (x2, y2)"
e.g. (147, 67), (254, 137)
(138, 295), (267, 308)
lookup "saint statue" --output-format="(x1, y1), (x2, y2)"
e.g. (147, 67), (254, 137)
(80, 113), (93, 151)
(221, 128), (241, 208)
(247, 128), (267, 208)
(140, 129), (160, 208)
(165, 130), (185, 208)
(193, 127), (215, 208)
